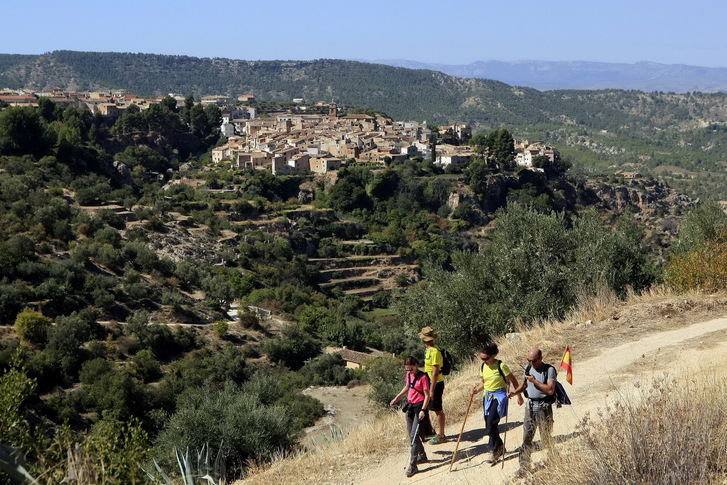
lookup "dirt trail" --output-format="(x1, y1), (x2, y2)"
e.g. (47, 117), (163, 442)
(352, 316), (727, 485)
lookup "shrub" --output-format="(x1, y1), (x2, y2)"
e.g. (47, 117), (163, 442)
(86, 369), (148, 420)
(263, 324), (322, 370)
(371, 291), (392, 309)
(0, 354), (36, 453)
(14, 308), (52, 346)
(276, 392), (325, 431)
(299, 353), (352, 386)
(238, 310), (259, 329)
(79, 357), (114, 385)
(364, 354), (402, 407)
(530, 373), (727, 484)
(46, 311), (99, 380)
(131, 349), (162, 383)
(213, 320), (229, 338)
(79, 418), (150, 485)
(155, 384), (294, 476)
(664, 240), (727, 292)
(670, 201), (727, 255)
(155, 346), (248, 405)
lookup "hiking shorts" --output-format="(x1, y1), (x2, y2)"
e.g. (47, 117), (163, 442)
(429, 381), (445, 412)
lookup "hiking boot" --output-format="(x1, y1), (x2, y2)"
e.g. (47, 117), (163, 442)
(427, 434), (447, 445)
(405, 464), (418, 477)
(493, 445), (505, 458)
(485, 445), (505, 464)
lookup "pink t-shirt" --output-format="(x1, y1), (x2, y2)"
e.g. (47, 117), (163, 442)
(406, 371), (431, 404)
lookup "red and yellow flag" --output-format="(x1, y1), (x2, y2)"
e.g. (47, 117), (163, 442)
(560, 346), (573, 385)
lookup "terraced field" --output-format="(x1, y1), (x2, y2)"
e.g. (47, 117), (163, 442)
(310, 254), (418, 299)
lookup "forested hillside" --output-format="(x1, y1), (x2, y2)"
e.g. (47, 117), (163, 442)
(2, 50), (727, 198)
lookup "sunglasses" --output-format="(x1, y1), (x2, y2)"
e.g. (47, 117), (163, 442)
(480, 355), (492, 361)
(527, 358), (540, 363)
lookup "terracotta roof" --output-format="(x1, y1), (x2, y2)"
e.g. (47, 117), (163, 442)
(338, 348), (384, 365)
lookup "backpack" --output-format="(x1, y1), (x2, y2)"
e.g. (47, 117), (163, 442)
(406, 371), (429, 396)
(524, 363), (571, 408)
(438, 347), (455, 376)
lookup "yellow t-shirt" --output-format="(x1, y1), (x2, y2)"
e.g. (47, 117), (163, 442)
(480, 360), (511, 392)
(424, 346), (445, 383)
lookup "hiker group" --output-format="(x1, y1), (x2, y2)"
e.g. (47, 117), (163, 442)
(389, 326), (571, 478)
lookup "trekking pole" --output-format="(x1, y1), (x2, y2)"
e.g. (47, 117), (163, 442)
(449, 392), (475, 472)
(411, 418), (421, 448)
(501, 408), (509, 469)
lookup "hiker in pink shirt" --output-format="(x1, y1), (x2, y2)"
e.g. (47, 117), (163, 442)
(390, 356), (431, 478)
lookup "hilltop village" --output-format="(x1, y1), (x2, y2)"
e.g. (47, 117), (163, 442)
(212, 104), (560, 174)
(0, 87), (559, 174)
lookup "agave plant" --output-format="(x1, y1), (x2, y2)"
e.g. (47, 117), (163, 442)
(141, 443), (226, 485)
(0, 443), (39, 485)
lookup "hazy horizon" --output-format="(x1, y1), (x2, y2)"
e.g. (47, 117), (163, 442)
(3, 0), (727, 67)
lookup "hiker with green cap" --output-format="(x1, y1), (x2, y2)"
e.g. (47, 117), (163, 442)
(469, 342), (520, 464)
(419, 326), (447, 444)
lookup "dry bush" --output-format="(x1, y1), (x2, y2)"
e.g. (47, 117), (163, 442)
(528, 367), (727, 485)
(570, 283), (620, 323)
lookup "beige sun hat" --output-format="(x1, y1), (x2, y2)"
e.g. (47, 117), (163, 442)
(418, 326), (437, 341)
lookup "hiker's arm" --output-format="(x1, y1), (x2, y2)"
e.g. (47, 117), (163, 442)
(470, 381), (483, 396)
(506, 373), (525, 403)
(389, 384), (408, 407)
(508, 378), (527, 397)
(418, 392), (431, 420)
(525, 374), (556, 395)
(506, 372), (519, 391)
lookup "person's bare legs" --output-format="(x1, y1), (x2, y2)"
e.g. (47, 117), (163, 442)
(434, 410), (446, 437)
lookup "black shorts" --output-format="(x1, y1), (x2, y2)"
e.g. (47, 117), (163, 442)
(429, 381), (445, 412)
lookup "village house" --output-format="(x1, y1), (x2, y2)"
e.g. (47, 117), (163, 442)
(309, 156), (342, 173)
(438, 124), (472, 143)
(514, 140), (560, 167)
(201, 94), (231, 106)
(435, 144), (474, 166)
(0, 94), (37, 106)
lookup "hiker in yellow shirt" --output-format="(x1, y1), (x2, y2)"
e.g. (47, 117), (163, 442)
(470, 342), (520, 464)
(420, 326), (446, 444)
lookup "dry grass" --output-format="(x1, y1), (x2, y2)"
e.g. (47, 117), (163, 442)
(238, 288), (727, 484)
(526, 361), (727, 485)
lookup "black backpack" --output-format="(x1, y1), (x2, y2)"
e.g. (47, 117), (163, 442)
(438, 347), (455, 375)
(524, 363), (571, 407)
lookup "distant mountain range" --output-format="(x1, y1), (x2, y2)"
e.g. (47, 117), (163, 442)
(374, 59), (727, 93)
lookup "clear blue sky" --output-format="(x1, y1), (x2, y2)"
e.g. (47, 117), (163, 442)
(3, 0), (727, 67)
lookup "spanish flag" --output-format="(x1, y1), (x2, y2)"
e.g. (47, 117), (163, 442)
(560, 346), (573, 385)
